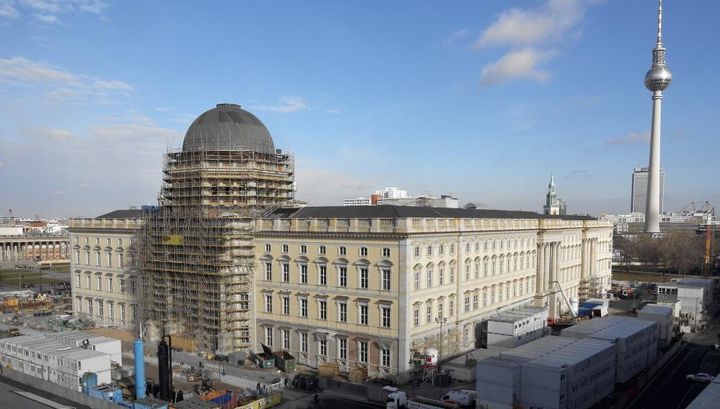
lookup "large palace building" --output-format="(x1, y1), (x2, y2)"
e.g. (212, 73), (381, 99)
(254, 206), (612, 378)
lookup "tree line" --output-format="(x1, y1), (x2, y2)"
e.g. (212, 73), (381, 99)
(614, 232), (719, 275)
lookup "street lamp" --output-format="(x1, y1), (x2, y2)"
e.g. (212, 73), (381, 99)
(435, 315), (447, 400)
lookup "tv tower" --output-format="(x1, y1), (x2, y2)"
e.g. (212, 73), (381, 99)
(644, 0), (672, 233)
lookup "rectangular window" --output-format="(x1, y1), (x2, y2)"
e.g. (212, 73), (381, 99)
(360, 268), (368, 289)
(282, 296), (290, 315)
(414, 271), (421, 290)
(319, 265), (327, 286)
(107, 277), (113, 292)
(282, 244), (289, 253)
(427, 269), (433, 288)
(439, 244), (444, 255)
(76, 273), (81, 288)
(97, 276), (102, 291)
(414, 307), (419, 327)
(265, 262), (272, 280)
(118, 253), (124, 268)
(381, 306), (391, 328)
(108, 303), (114, 320)
(381, 348), (390, 368)
(450, 267), (455, 283)
(107, 252), (112, 267)
(282, 263), (290, 282)
(339, 338), (347, 360)
(339, 302), (347, 322)
(319, 245), (326, 254)
(74, 250), (80, 264)
(265, 244), (271, 252)
(264, 294), (273, 312)
(85, 250), (90, 265)
(130, 280), (136, 294)
(265, 327), (273, 346)
(360, 247), (368, 256)
(360, 304), (368, 325)
(300, 245), (307, 254)
(97, 300), (103, 317)
(300, 332), (308, 353)
(319, 300), (327, 320)
(465, 264), (470, 280)
(414, 247), (420, 257)
(338, 266), (347, 287)
(358, 341), (368, 363)
(382, 269), (391, 291)
(439, 268), (444, 286)
(426, 304), (432, 323)
(96, 251), (101, 267)
(438, 301), (444, 319)
(300, 264), (308, 284)
(473, 293), (478, 310)
(120, 304), (126, 321)
(464, 295), (470, 313)
(382, 248), (390, 257)
(339, 246), (347, 256)
(300, 298), (308, 317)
(450, 244), (455, 253)
(282, 329), (290, 350)
(319, 339), (327, 356)
(87, 275), (91, 289)
(427, 245), (432, 256)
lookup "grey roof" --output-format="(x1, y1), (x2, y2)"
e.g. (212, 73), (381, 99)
(96, 209), (143, 219)
(182, 103), (275, 154)
(267, 205), (597, 221)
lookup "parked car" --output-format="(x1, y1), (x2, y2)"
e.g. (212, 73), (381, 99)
(686, 373), (714, 383)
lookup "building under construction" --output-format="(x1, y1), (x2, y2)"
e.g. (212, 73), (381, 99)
(138, 103), (294, 354)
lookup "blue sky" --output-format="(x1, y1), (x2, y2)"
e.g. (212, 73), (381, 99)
(0, 0), (718, 218)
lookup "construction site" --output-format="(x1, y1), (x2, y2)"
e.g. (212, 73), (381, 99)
(137, 103), (295, 354)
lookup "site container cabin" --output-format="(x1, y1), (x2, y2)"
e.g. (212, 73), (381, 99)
(637, 304), (673, 348)
(485, 307), (548, 348)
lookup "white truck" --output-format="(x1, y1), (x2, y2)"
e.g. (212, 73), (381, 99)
(441, 390), (476, 407)
(386, 391), (460, 409)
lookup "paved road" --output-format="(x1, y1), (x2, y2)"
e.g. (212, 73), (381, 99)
(0, 375), (89, 409)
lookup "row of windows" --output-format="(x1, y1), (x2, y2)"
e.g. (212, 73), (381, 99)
(413, 237), (537, 258)
(75, 272), (136, 294)
(266, 244), (391, 258)
(263, 329), (390, 367)
(263, 294), (391, 327)
(74, 249), (129, 269)
(74, 237), (130, 247)
(264, 262), (392, 291)
(78, 298), (134, 321)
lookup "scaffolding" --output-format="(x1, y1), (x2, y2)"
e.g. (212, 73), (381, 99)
(137, 148), (294, 353)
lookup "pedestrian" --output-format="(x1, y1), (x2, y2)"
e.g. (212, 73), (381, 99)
(284, 377), (288, 388)
(256, 382), (261, 396)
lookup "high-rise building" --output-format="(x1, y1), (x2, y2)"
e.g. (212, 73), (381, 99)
(631, 167), (665, 213)
(643, 0), (672, 233)
(138, 103), (295, 353)
(543, 175), (566, 215)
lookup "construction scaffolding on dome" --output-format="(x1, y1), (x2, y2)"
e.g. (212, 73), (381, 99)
(137, 148), (294, 354)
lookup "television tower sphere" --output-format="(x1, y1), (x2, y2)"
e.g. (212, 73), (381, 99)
(645, 64), (672, 92)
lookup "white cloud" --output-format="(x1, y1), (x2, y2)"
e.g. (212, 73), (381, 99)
(443, 29), (470, 48)
(88, 124), (180, 144)
(34, 13), (57, 23)
(251, 96), (310, 113)
(0, 56), (133, 105)
(0, 56), (77, 84)
(475, 0), (586, 48)
(480, 48), (553, 86)
(19, 127), (74, 142)
(94, 79), (133, 91)
(0, 1), (20, 19)
(607, 130), (650, 145)
(474, 0), (596, 87)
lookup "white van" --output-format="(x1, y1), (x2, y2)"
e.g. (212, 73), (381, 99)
(442, 390), (476, 407)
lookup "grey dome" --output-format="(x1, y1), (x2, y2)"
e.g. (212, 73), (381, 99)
(644, 65), (672, 92)
(182, 103), (275, 154)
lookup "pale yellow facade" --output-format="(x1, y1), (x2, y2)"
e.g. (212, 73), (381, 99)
(253, 211), (613, 378)
(68, 216), (142, 330)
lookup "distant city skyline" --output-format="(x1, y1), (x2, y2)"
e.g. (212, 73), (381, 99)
(0, 0), (718, 218)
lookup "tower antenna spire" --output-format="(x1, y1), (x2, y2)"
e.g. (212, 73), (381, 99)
(656, 0), (663, 47)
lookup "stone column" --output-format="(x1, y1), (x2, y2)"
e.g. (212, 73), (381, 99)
(543, 244), (551, 292)
(536, 244), (544, 294)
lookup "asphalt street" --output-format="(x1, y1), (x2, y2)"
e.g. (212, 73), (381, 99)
(0, 374), (90, 409)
